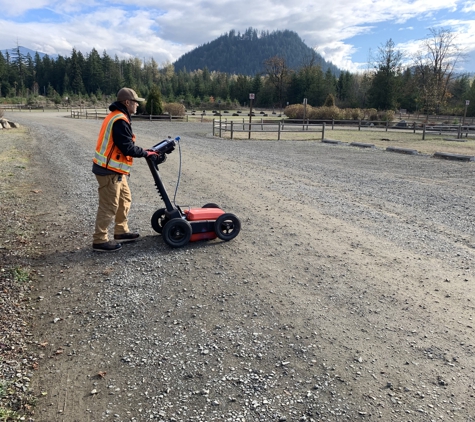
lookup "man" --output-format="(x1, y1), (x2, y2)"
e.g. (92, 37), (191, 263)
(92, 87), (158, 252)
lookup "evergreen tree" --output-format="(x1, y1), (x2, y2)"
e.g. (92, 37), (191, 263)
(84, 48), (104, 93)
(0, 51), (7, 96)
(465, 79), (475, 117)
(146, 85), (163, 115)
(367, 39), (403, 110)
(70, 48), (85, 94)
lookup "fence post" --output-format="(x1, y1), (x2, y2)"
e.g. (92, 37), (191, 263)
(386, 121), (388, 132)
(413, 122), (416, 134)
(261, 118), (263, 130)
(332, 119), (334, 130)
(278, 121), (281, 141)
(213, 119), (215, 136)
(231, 121), (234, 139)
(358, 120), (361, 131)
(422, 123), (426, 140)
(322, 122), (325, 140)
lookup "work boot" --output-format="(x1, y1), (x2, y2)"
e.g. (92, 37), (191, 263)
(114, 232), (140, 243)
(93, 241), (122, 252)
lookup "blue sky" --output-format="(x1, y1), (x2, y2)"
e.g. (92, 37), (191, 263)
(0, 0), (474, 73)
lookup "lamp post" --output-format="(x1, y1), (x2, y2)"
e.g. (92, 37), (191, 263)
(218, 100), (222, 137)
(303, 98), (307, 129)
(249, 93), (254, 139)
(463, 100), (469, 125)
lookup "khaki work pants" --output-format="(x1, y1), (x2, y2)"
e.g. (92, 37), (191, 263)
(93, 174), (131, 244)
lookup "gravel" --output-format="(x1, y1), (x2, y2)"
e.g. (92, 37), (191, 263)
(2, 112), (475, 421)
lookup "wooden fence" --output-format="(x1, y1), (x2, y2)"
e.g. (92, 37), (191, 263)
(69, 108), (188, 121)
(213, 117), (475, 140)
(213, 118), (325, 140)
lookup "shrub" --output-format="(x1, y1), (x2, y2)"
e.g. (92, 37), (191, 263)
(342, 108), (363, 120)
(309, 106), (342, 120)
(284, 104), (315, 119)
(365, 108), (379, 120)
(323, 94), (336, 107)
(163, 102), (186, 116)
(378, 110), (395, 122)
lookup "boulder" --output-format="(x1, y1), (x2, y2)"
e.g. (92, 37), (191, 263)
(0, 118), (20, 129)
(1, 119), (11, 129)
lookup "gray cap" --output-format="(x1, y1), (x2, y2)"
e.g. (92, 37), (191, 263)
(117, 87), (145, 102)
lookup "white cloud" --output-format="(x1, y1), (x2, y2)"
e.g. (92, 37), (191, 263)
(0, 0), (51, 16)
(462, 1), (475, 12)
(0, 0), (473, 72)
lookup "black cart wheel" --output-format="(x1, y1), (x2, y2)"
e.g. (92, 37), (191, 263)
(151, 208), (168, 234)
(214, 213), (241, 241)
(202, 203), (221, 209)
(162, 218), (192, 248)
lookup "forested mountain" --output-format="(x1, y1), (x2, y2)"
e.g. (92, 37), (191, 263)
(2, 46), (56, 61)
(1, 28), (472, 116)
(173, 28), (340, 76)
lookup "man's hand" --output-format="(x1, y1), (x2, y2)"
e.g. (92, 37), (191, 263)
(145, 150), (159, 158)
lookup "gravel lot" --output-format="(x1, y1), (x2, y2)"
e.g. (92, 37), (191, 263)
(2, 111), (475, 422)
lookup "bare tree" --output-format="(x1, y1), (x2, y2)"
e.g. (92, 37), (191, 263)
(413, 28), (465, 116)
(264, 56), (291, 111)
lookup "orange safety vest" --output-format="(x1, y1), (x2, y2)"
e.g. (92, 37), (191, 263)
(93, 110), (136, 175)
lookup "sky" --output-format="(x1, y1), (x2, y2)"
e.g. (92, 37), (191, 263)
(1, 0), (475, 73)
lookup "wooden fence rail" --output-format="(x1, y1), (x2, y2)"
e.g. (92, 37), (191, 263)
(213, 119), (325, 140)
(69, 108), (188, 121)
(212, 117), (475, 141)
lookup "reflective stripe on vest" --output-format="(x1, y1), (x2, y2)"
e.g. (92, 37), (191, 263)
(93, 111), (134, 175)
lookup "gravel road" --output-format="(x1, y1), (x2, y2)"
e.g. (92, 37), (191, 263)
(4, 111), (475, 421)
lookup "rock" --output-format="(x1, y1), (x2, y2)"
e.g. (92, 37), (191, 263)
(0, 118), (20, 129)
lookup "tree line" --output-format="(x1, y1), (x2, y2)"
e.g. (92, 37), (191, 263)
(1, 27), (474, 117)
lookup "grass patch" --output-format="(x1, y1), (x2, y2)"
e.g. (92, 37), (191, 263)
(0, 382), (18, 422)
(0, 408), (18, 422)
(324, 128), (475, 155)
(11, 266), (30, 283)
(219, 126), (475, 156)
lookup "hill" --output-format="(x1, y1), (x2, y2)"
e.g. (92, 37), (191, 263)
(2, 46), (57, 60)
(173, 28), (340, 76)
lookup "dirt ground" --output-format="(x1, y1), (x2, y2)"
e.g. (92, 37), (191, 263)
(1, 111), (475, 422)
